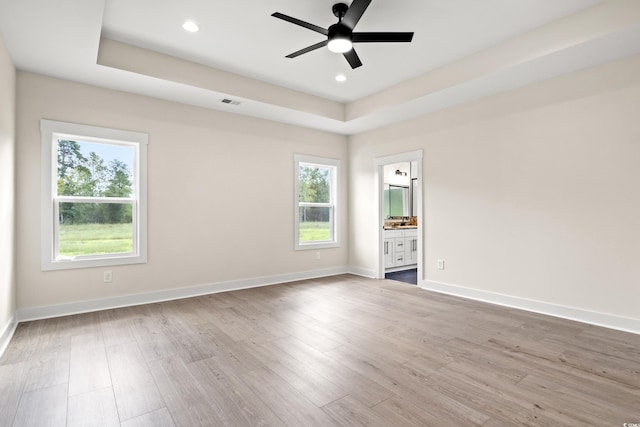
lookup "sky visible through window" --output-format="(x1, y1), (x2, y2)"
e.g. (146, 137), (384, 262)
(76, 139), (134, 173)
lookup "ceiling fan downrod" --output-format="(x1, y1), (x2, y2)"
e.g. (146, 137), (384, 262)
(332, 3), (349, 20)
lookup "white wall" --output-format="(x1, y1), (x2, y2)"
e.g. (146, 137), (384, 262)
(0, 35), (16, 345)
(9, 49), (640, 332)
(16, 72), (348, 312)
(349, 54), (640, 325)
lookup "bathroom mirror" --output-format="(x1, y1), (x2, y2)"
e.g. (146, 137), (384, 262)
(384, 184), (410, 218)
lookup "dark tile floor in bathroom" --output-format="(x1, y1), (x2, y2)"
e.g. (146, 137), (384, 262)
(385, 268), (417, 285)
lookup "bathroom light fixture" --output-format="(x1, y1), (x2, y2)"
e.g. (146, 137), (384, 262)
(182, 20), (199, 32)
(395, 169), (407, 176)
(335, 74), (347, 82)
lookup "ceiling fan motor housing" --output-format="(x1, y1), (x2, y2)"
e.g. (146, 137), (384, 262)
(328, 23), (353, 41)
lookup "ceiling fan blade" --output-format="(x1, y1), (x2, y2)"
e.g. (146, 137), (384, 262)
(342, 0), (372, 30)
(271, 12), (328, 35)
(343, 48), (363, 69)
(352, 32), (414, 43)
(285, 40), (328, 58)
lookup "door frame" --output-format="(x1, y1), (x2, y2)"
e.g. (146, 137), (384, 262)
(374, 150), (423, 281)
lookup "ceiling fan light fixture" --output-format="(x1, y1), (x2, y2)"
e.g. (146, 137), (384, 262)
(272, 0), (414, 69)
(328, 38), (352, 53)
(327, 23), (353, 53)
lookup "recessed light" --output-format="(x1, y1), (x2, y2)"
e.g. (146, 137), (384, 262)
(335, 74), (347, 82)
(182, 20), (199, 33)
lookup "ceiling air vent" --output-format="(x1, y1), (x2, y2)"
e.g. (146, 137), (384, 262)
(221, 98), (241, 106)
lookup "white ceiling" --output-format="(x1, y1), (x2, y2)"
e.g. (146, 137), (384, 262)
(101, 0), (603, 102)
(2, 0), (640, 134)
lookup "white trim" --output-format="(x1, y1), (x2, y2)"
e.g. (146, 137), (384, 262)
(348, 266), (377, 278)
(40, 119), (148, 271)
(16, 267), (349, 322)
(294, 154), (341, 251)
(8, 272), (639, 345)
(56, 196), (134, 204)
(385, 265), (417, 273)
(419, 279), (640, 335)
(0, 313), (18, 358)
(373, 150), (424, 168)
(374, 150), (424, 280)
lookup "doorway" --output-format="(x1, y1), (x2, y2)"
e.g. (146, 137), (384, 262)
(375, 150), (423, 284)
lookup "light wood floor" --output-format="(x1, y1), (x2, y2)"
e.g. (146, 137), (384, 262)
(1, 275), (639, 426)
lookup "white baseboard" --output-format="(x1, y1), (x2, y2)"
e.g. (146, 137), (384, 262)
(0, 313), (18, 358)
(419, 279), (640, 335)
(12, 270), (639, 338)
(348, 266), (377, 278)
(17, 266), (349, 322)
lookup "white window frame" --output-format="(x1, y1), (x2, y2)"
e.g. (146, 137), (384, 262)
(40, 119), (148, 271)
(294, 154), (340, 250)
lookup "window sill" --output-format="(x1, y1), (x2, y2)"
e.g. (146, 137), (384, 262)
(295, 241), (340, 251)
(42, 254), (147, 271)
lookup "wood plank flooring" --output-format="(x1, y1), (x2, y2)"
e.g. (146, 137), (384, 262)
(1, 274), (639, 426)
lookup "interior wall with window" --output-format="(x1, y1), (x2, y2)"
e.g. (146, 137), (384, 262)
(349, 54), (640, 322)
(295, 154), (341, 251)
(15, 71), (348, 311)
(0, 35), (16, 339)
(40, 120), (149, 271)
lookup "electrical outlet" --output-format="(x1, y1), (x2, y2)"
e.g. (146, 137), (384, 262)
(315, 252), (321, 260)
(437, 259), (445, 270)
(103, 271), (113, 283)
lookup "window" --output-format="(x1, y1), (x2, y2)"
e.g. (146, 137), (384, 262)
(41, 120), (148, 270)
(294, 154), (340, 250)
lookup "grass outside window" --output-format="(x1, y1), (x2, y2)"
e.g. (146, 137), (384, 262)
(59, 223), (133, 257)
(299, 221), (331, 242)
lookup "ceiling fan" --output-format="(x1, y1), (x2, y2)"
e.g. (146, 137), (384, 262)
(271, 0), (414, 69)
